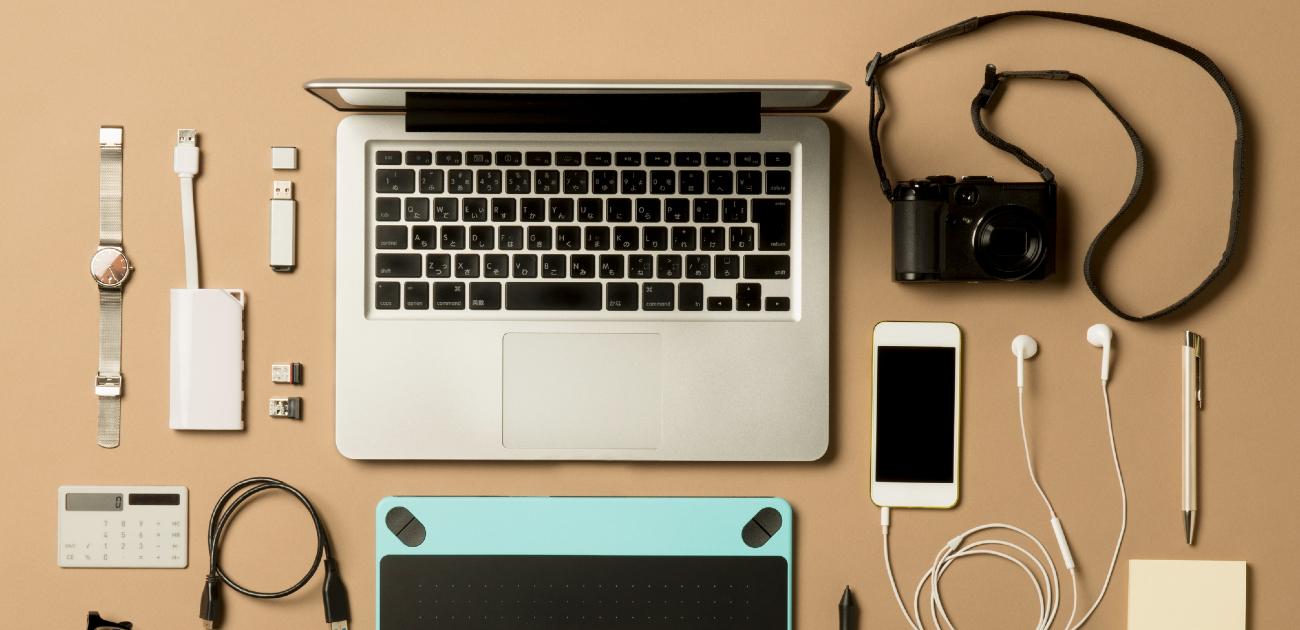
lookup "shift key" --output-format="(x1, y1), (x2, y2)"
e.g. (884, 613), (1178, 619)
(751, 199), (791, 250)
(375, 253), (422, 277)
(744, 255), (791, 279)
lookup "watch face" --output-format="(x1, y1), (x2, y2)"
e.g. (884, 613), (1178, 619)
(90, 247), (131, 288)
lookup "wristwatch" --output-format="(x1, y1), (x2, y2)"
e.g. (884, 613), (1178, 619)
(90, 126), (132, 448)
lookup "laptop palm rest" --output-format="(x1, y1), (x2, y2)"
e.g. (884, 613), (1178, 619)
(502, 333), (662, 449)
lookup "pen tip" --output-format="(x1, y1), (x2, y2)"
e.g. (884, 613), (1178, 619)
(840, 585), (852, 606)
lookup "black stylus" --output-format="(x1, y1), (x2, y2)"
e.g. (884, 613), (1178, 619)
(840, 585), (855, 630)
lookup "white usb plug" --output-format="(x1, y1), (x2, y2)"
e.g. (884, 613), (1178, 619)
(270, 180), (296, 272)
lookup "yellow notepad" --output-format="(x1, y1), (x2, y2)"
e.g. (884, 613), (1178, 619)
(1128, 560), (1247, 629)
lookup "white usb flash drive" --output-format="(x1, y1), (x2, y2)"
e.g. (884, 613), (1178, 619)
(270, 181), (296, 272)
(169, 288), (245, 430)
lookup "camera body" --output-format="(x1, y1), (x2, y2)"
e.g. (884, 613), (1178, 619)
(892, 175), (1057, 282)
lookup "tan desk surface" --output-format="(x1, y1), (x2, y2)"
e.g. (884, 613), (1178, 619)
(2, 0), (1295, 627)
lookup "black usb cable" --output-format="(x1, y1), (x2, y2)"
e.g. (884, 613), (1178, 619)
(199, 477), (350, 630)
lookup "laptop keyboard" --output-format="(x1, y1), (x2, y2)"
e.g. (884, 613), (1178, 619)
(368, 144), (797, 319)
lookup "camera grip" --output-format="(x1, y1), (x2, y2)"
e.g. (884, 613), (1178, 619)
(892, 200), (943, 281)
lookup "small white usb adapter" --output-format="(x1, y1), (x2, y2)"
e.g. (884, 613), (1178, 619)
(270, 180), (296, 272)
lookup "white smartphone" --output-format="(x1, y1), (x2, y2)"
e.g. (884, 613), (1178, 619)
(871, 321), (962, 508)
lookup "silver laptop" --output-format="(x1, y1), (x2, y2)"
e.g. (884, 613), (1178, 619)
(307, 80), (849, 460)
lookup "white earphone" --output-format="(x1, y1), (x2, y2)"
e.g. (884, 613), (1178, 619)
(1011, 334), (1039, 388)
(1086, 323), (1113, 382)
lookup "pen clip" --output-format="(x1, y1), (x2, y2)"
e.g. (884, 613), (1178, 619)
(1186, 331), (1204, 409)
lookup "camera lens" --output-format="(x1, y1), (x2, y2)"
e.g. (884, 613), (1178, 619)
(955, 186), (979, 206)
(973, 205), (1047, 279)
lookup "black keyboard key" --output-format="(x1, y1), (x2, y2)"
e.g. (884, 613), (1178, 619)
(448, 169), (473, 193)
(679, 170), (704, 195)
(665, 198), (690, 222)
(535, 170), (561, 194)
(674, 152), (701, 167)
(628, 254), (654, 279)
(556, 152), (582, 166)
(650, 171), (675, 194)
(642, 226), (667, 251)
(527, 226), (552, 250)
(722, 199), (747, 223)
(484, 254), (509, 278)
(635, 198), (661, 222)
(701, 227), (725, 251)
(426, 253), (451, 278)
(405, 197), (430, 221)
(375, 281), (400, 309)
(541, 254), (566, 278)
(505, 169), (531, 194)
(730, 226), (755, 251)
(495, 151), (522, 166)
(376, 225), (408, 249)
(686, 254), (711, 279)
(556, 226), (581, 250)
(642, 283), (675, 311)
(657, 254), (682, 279)
(434, 282), (466, 309)
(570, 254), (596, 278)
(418, 169), (445, 194)
(708, 171), (734, 195)
(491, 198), (517, 222)
(463, 198), (488, 222)
(525, 151), (551, 166)
(435, 151), (462, 165)
(578, 198), (603, 222)
(455, 253), (480, 278)
(737, 170), (761, 195)
(521, 198), (545, 222)
(614, 226), (638, 251)
(440, 225), (465, 250)
(506, 282), (603, 310)
(752, 199), (792, 250)
(412, 225), (436, 250)
(470, 282), (502, 310)
(615, 152), (642, 167)
(621, 170), (647, 195)
(606, 282), (638, 310)
(764, 152), (792, 167)
(376, 253), (422, 277)
(715, 255), (740, 279)
(498, 225), (524, 250)
(646, 152), (671, 166)
(467, 151), (492, 166)
(765, 170), (791, 195)
(376, 150), (402, 165)
(693, 198), (718, 223)
(737, 283), (762, 311)
(584, 152), (612, 166)
(705, 152), (731, 167)
(549, 198), (574, 222)
(405, 151), (433, 166)
(376, 169), (415, 193)
(434, 198), (459, 222)
(404, 281), (429, 309)
(592, 170), (618, 194)
(465, 226), (488, 250)
(584, 226), (610, 250)
(376, 197), (402, 221)
(564, 170), (589, 194)
(745, 254), (791, 279)
(512, 253), (538, 278)
(765, 296), (790, 311)
(707, 296), (733, 311)
(736, 152), (762, 167)
(672, 226), (697, 250)
(607, 198), (632, 222)
(599, 254), (625, 278)
(476, 169), (502, 194)
(678, 283), (704, 311)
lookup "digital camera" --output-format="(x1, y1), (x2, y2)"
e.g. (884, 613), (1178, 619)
(892, 175), (1056, 281)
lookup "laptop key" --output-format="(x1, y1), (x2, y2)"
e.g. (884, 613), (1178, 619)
(765, 296), (791, 311)
(556, 226), (580, 251)
(483, 254), (509, 278)
(722, 199), (747, 223)
(570, 254), (596, 278)
(434, 198), (458, 222)
(752, 199), (792, 250)
(585, 152), (612, 166)
(645, 152), (672, 166)
(730, 227), (755, 251)
(375, 253), (422, 277)
(642, 227), (667, 251)
(405, 198), (430, 221)
(564, 170), (589, 194)
(607, 198), (632, 222)
(621, 170), (647, 195)
(708, 170), (734, 195)
(425, 254), (451, 278)
(521, 198), (545, 222)
(765, 170), (791, 195)
(505, 170), (530, 194)
(715, 255), (740, 279)
(693, 199), (719, 223)
(665, 199), (689, 222)
(535, 170), (560, 194)
(405, 151), (432, 166)
(548, 198), (574, 222)
(541, 254), (566, 278)
(556, 152), (582, 166)
(764, 151), (792, 166)
(375, 150), (402, 165)
(614, 226), (638, 251)
(736, 283), (762, 311)
(404, 281), (429, 309)
(476, 169), (502, 194)
(657, 254), (682, 279)
(584, 226), (610, 251)
(705, 152), (731, 167)
(642, 283), (675, 311)
(650, 171), (675, 194)
(745, 254), (791, 279)
(628, 254), (653, 279)
(672, 226), (697, 251)
(463, 198), (488, 222)
(418, 169), (444, 194)
(469, 282), (502, 310)
(527, 226), (552, 250)
(678, 283), (704, 311)
(707, 296), (733, 311)
(466, 151), (492, 166)
(376, 225), (407, 249)
(737, 170), (761, 195)
(498, 226), (523, 250)
(433, 282), (466, 309)
(593, 170), (617, 194)
(599, 254), (625, 279)
(506, 282), (602, 310)
(376, 197), (402, 221)
(635, 198), (660, 222)
(674, 152), (701, 167)
(375, 281), (400, 309)
(412, 225), (436, 250)
(701, 227), (725, 251)
(491, 198), (517, 222)
(679, 170), (704, 194)
(440, 226), (465, 250)
(578, 198), (602, 222)
(525, 151), (551, 166)
(736, 152), (762, 167)
(434, 151), (462, 165)
(454, 253), (480, 278)
(495, 151), (522, 166)
(376, 169), (414, 193)
(606, 282), (638, 310)
(615, 152), (642, 166)
(686, 255), (711, 279)
(512, 254), (538, 278)
(448, 169), (473, 193)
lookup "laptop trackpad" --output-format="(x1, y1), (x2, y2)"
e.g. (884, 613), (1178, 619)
(502, 333), (662, 450)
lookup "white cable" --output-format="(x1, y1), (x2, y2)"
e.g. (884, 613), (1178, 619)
(174, 129), (200, 289)
(880, 379), (1126, 629)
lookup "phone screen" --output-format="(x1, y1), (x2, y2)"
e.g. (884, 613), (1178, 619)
(875, 346), (957, 483)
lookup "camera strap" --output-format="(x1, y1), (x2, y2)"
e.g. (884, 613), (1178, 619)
(864, 11), (1247, 322)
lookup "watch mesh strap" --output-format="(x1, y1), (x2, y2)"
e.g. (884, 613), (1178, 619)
(99, 133), (123, 245)
(97, 396), (122, 448)
(97, 289), (123, 448)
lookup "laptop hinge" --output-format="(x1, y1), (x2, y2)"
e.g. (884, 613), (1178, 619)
(404, 91), (761, 133)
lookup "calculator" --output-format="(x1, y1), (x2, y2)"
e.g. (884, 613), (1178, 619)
(58, 485), (188, 568)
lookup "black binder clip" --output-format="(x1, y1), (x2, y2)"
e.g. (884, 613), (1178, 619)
(88, 611), (132, 630)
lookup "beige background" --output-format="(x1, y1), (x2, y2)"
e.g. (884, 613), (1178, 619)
(1, 0), (1295, 627)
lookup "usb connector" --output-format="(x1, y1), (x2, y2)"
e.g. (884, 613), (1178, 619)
(270, 180), (297, 272)
(174, 129), (199, 176)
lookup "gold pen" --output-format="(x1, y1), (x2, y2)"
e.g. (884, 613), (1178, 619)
(1182, 331), (1203, 545)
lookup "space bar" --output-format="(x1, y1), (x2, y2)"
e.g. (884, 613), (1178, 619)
(506, 282), (603, 310)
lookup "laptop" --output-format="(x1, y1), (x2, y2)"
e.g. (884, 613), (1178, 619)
(306, 80), (849, 460)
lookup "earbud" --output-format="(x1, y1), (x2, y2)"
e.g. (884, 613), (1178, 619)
(1011, 335), (1038, 388)
(1086, 323), (1113, 382)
